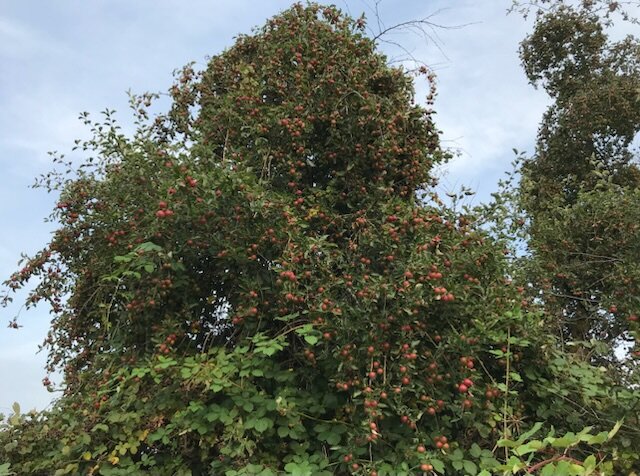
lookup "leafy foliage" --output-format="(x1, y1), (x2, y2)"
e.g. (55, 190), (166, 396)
(508, 1), (640, 363)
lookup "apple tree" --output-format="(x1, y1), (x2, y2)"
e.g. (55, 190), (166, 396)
(1, 3), (638, 475)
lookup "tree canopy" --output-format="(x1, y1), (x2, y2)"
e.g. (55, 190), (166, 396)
(512, 0), (640, 366)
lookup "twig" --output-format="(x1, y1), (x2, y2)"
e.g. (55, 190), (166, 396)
(526, 454), (583, 474)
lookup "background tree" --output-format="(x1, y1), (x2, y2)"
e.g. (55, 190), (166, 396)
(509, 0), (640, 368)
(1, 3), (638, 475)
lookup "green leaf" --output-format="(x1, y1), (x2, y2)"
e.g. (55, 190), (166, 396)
(154, 357), (176, 369)
(136, 242), (162, 252)
(518, 422), (543, 443)
(304, 335), (319, 345)
(275, 312), (299, 322)
(509, 371), (523, 382)
(607, 420), (623, 440)
(324, 432), (341, 445)
(283, 462), (313, 476)
(540, 463), (557, 476)
(254, 418), (272, 433)
(260, 347), (277, 356)
(54, 463), (79, 476)
(132, 367), (150, 378)
(0, 463), (11, 476)
(463, 460), (478, 475)
(148, 428), (167, 442)
(514, 440), (544, 456)
(451, 448), (464, 461)
(469, 443), (482, 458)
(497, 438), (520, 448)
(91, 423), (109, 432)
(430, 459), (445, 474)
(583, 455), (596, 471)
(550, 433), (579, 448)
(587, 431), (608, 445)
(554, 460), (573, 475)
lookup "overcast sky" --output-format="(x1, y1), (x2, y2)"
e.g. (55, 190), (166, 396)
(0, 0), (556, 414)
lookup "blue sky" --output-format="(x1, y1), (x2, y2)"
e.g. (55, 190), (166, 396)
(0, 0), (553, 414)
